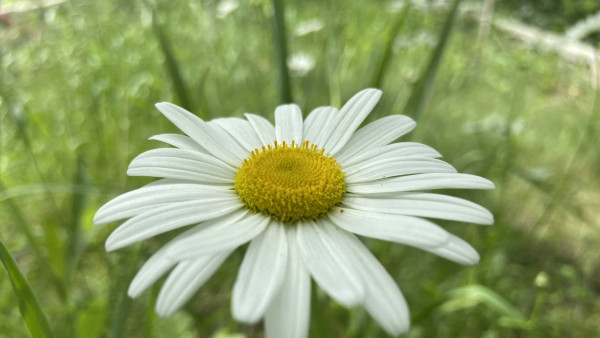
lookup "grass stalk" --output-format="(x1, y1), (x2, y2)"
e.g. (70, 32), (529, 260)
(151, 9), (197, 115)
(271, 0), (293, 103)
(107, 245), (142, 338)
(0, 238), (55, 338)
(370, 1), (411, 88)
(0, 180), (68, 302)
(402, 0), (461, 122)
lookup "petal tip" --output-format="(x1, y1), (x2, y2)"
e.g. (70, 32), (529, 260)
(105, 233), (127, 252)
(93, 211), (106, 225)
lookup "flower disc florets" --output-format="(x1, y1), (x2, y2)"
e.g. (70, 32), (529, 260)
(234, 140), (345, 223)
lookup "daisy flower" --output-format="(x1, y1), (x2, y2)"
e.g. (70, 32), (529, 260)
(94, 88), (494, 337)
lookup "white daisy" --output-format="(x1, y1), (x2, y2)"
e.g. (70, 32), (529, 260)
(94, 88), (494, 337)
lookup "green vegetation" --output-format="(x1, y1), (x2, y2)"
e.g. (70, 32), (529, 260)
(1, 0), (599, 337)
(499, 0), (600, 37)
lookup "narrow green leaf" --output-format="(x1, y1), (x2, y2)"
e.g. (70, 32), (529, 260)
(143, 284), (159, 338)
(402, 0), (461, 122)
(271, 0), (293, 103)
(151, 9), (197, 116)
(66, 155), (88, 280)
(195, 68), (213, 120)
(370, 1), (411, 88)
(0, 238), (55, 338)
(441, 284), (526, 320)
(108, 245), (142, 338)
(0, 180), (67, 302)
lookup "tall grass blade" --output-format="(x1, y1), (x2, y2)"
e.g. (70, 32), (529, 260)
(195, 68), (213, 120)
(271, 0), (293, 103)
(66, 155), (87, 280)
(108, 246), (142, 338)
(0, 238), (55, 338)
(402, 0), (461, 122)
(151, 9), (197, 115)
(0, 180), (67, 302)
(441, 284), (525, 320)
(370, 1), (411, 88)
(440, 284), (531, 330)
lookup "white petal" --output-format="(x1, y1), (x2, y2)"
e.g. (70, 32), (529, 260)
(131, 217), (258, 298)
(328, 207), (449, 249)
(232, 222), (288, 323)
(126, 223), (210, 298)
(127, 148), (236, 183)
(296, 220), (364, 306)
(325, 89), (382, 155)
(149, 134), (207, 153)
(265, 227), (311, 338)
(346, 173), (496, 194)
(155, 102), (246, 166)
(341, 193), (494, 225)
(302, 107), (339, 148)
(302, 106), (333, 143)
(143, 178), (195, 187)
(275, 104), (303, 145)
(155, 250), (232, 317)
(335, 115), (416, 161)
(128, 244), (177, 298)
(166, 211), (270, 260)
(208, 121), (252, 157)
(105, 198), (243, 251)
(423, 233), (480, 265)
(344, 157), (457, 184)
(338, 142), (442, 168)
(94, 183), (234, 224)
(245, 113), (276, 146)
(210, 117), (263, 152)
(333, 228), (410, 335)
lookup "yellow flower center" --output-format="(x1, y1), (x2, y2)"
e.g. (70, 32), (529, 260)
(234, 140), (345, 223)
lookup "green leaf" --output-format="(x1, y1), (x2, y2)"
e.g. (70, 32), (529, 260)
(66, 155), (88, 280)
(107, 245), (143, 338)
(402, 0), (461, 122)
(440, 284), (528, 328)
(271, 0), (293, 103)
(0, 180), (67, 302)
(151, 8), (197, 116)
(0, 238), (55, 338)
(370, 1), (411, 88)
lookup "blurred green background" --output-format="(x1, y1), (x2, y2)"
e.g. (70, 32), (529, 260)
(1, 0), (600, 337)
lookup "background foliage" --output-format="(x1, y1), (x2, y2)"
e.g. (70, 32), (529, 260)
(499, 0), (600, 38)
(1, 0), (599, 337)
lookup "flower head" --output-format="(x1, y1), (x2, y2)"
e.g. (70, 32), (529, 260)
(95, 89), (494, 336)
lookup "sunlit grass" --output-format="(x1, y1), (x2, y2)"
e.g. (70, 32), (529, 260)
(1, 0), (599, 337)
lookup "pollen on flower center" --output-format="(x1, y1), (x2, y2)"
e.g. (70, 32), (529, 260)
(234, 140), (345, 223)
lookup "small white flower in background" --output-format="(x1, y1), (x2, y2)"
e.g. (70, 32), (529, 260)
(287, 53), (315, 76)
(216, 0), (239, 19)
(293, 18), (324, 36)
(394, 31), (438, 50)
(95, 89), (494, 337)
(525, 167), (552, 182)
(462, 115), (525, 135)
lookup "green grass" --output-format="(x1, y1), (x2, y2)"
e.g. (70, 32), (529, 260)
(1, 0), (599, 337)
